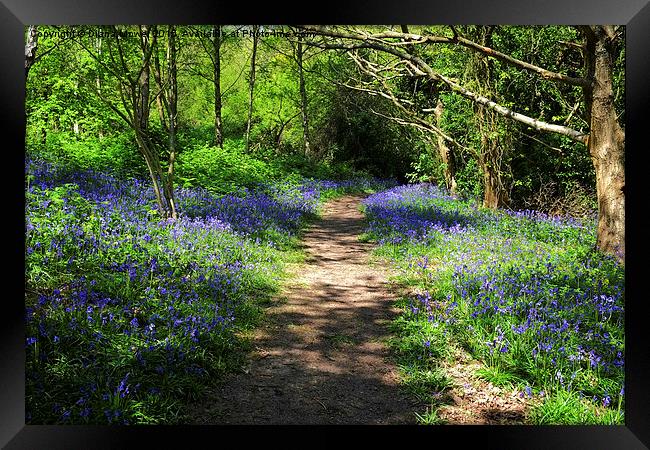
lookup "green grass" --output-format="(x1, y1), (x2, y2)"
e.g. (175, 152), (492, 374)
(530, 389), (624, 425)
(415, 406), (446, 425)
(475, 366), (527, 389)
(387, 297), (453, 406)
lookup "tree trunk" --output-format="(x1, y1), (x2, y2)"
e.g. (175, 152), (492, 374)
(586, 26), (625, 262)
(468, 26), (510, 209)
(25, 25), (39, 78)
(477, 112), (510, 209)
(96, 35), (104, 138)
(213, 25), (223, 148)
(480, 153), (508, 209)
(151, 34), (169, 132)
(164, 25), (178, 219)
(297, 34), (312, 159)
(135, 25), (174, 219)
(134, 127), (168, 218)
(245, 26), (259, 152)
(433, 99), (457, 194)
(138, 25), (152, 133)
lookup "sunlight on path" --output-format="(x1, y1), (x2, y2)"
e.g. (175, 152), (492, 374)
(188, 194), (416, 424)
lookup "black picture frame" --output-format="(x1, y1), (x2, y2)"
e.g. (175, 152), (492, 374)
(3, 0), (648, 447)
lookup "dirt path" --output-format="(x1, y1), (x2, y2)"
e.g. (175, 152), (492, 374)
(188, 194), (416, 424)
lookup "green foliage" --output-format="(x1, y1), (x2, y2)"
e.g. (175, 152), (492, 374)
(388, 298), (452, 404)
(415, 406), (446, 425)
(475, 366), (526, 389)
(174, 137), (376, 195)
(175, 140), (281, 193)
(455, 158), (483, 203)
(406, 147), (444, 184)
(530, 389), (624, 425)
(25, 25), (617, 208)
(28, 132), (147, 178)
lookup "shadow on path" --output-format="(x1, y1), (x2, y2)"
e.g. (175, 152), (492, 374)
(188, 194), (416, 424)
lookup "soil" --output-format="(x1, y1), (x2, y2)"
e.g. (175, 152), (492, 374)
(187, 194), (530, 425)
(434, 348), (531, 425)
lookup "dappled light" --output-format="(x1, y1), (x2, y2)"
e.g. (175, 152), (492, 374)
(25, 24), (624, 426)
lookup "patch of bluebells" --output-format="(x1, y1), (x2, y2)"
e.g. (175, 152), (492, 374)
(363, 183), (625, 414)
(25, 157), (394, 424)
(363, 184), (477, 244)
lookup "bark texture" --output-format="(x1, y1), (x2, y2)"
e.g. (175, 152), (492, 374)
(468, 26), (510, 209)
(164, 25), (178, 219)
(586, 26), (625, 262)
(25, 25), (39, 77)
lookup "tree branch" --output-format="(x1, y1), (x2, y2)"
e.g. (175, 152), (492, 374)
(301, 26), (589, 145)
(447, 27), (590, 88)
(304, 26), (590, 88)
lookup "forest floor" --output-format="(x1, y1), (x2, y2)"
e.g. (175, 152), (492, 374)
(187, 194), (528, 424)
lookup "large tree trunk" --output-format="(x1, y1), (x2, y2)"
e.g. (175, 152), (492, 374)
(433, 99), (457, 194)
(213, 25), (223, 148)
(245, 26), (259, 152)
(477, 111), (510, 209)
(585, 26), (625, 262)
(297, 34), (312, 159)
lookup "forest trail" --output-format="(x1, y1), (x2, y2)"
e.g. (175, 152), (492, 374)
(188, 194), (417, 424)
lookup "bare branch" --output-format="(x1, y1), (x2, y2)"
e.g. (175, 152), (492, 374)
(301, 26), (589, 145)
(307, 26), (590, 87)
(347, 51), (471, 152)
